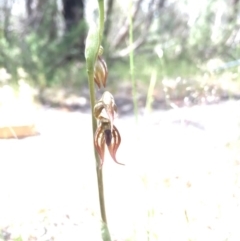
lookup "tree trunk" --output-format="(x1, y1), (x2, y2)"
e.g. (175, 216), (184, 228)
(62, 0), (86, 60)
(62, 0), (84, 31)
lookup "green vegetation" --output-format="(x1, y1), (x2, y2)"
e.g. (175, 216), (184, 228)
(0, 0), (239, 101)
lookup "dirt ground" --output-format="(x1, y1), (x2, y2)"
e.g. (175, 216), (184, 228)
(0, 101), (240, 241)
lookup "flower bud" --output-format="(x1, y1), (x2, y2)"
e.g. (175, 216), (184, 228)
(94, 56), (108, 89)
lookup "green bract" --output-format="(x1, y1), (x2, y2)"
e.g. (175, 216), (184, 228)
(85, 24), (100, 73)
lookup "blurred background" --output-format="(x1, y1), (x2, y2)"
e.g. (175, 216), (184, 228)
(0, 0), (240, 241)
(1, 0), (240, 107)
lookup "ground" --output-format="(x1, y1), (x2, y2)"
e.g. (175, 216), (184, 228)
(0, 100), (240, 241)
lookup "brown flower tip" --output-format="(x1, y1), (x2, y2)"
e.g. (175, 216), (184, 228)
(94, 56), (108, 89)
(107, 125), (123, 165)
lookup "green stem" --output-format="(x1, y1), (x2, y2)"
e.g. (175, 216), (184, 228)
(85, 1), (112, 239)
(98, 0), (104, 44)
(87, 70), (107, 224)
(128, 0), (138, 123)
(96, 0), (107, 225)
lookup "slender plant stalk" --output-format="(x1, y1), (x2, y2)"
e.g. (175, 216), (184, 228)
(128, 0), (138, 123)
(88, 69), (107, 224)
(85, 1), (111, 239)
(98, 0), (104, 44)
(96, 0), (108, 225)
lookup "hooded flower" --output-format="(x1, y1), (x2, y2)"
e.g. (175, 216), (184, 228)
(94, 122), (123, 168)
(94, 91), (123, 168)
(94, 91), (117, 130)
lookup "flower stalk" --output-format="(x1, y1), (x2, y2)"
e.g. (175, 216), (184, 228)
(85, 0), (122, 240)
(84, 0), (107, 227)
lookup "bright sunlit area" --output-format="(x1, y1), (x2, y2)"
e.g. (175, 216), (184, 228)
(0, 0), (240, 241)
